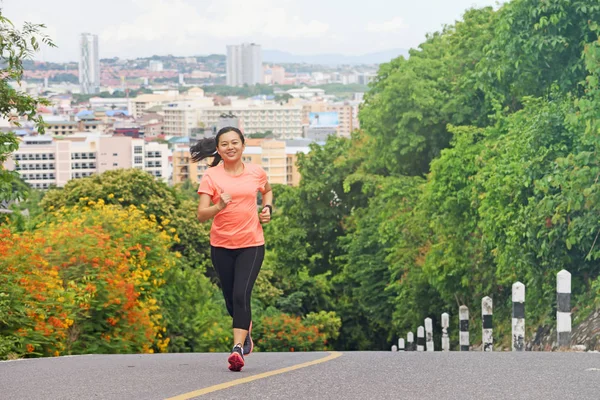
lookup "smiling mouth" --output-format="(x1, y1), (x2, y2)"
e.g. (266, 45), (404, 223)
(226, 152), (235, 156)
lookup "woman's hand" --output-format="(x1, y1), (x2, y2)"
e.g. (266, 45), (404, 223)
(217, 193), (232, 210)
(259, 206), (271, 224)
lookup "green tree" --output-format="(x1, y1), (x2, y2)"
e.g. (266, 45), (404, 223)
(530, 40), (600, 319)
(40, 169), (179, 223)
(420, 125), (496, 319)
(288, 136), (367, 275)
(0, 14), (54, 202)
(336, 175), (427, 349)
(359, 7), (496, 176)
(476, 0), (600, 113)
(261, 136), (367, 330)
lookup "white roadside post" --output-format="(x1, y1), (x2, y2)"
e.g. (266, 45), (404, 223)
(417, 326), (425, 351)
(459, 305), (469, 351)
(407, 332), (414, 351)
(482, 296), (493, 352)
(441, 313), (450, 352)
(512, 282), (526, 351)
(425, 318), (434, 352)
(557, 270), (571, 349)
(398, 338), (405, 351)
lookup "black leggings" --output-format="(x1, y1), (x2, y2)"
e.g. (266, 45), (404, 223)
(210, 245), (264, 330)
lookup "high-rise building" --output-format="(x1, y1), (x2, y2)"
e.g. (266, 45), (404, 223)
(226, 43), (263, 86)
(79, 33), (100, 94)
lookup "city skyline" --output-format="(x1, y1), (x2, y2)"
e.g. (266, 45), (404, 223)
(5, 0), (502, 63)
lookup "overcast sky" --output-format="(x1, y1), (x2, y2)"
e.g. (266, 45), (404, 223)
(3, 0), (502, 62)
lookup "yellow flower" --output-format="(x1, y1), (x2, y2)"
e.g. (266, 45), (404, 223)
(108, 194), (115, 199)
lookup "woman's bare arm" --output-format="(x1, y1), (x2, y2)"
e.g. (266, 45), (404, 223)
(197, 193), (227, 222)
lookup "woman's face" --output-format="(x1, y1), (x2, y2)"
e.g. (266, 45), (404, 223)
(217, 131), (245, 163)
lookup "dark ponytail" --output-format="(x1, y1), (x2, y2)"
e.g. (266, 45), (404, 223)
(190, 136), (221, 166)
(190, 126), (245, 167)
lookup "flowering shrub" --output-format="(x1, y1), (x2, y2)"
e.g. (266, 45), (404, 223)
(0, 200), (175, 359)
(255, 313), (327, 352)
(302, 311), (341, 344)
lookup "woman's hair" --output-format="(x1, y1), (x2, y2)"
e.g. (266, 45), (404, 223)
(190, 126), (245, 167)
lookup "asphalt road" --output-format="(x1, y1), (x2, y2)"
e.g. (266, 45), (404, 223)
(1, 351), (599, 400)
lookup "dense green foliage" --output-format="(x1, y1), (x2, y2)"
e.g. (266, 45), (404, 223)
(260, 0), (600, 350)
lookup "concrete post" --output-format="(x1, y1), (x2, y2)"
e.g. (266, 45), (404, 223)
(482, 296), (493, 352)
(557, 270), (571, 349)
(425, 318), (434, 352)
(459, 305), (469, 351)
(441, 312), (450, 352)
(417, 326), (425, 351)
(512, 282), (526, 351)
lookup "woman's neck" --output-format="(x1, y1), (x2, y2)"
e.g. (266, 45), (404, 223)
(222, 160), (244, 176)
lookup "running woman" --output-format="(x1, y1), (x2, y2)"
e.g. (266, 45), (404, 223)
(192, 127), (273, 372)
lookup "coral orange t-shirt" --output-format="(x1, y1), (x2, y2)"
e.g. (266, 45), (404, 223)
(197, 163), (268, 249)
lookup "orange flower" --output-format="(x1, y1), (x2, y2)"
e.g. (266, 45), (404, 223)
(48, 316), (64, 329)
(26, 344), (35, 353)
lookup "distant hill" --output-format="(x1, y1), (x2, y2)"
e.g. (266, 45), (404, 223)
(262, 49), (410, 65)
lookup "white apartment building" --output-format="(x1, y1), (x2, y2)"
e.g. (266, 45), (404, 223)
(130, 93), (179, 119)
(199, 104), (303, 138)
(163, 99), (214, 137)
(130, 88), (209, 119)
(43, 120), (110, 136)
(4, 134), (170, 189)
(227, 43), (263, 86)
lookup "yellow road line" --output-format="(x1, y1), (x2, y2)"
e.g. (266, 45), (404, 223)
(165, 351), (343, 400)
